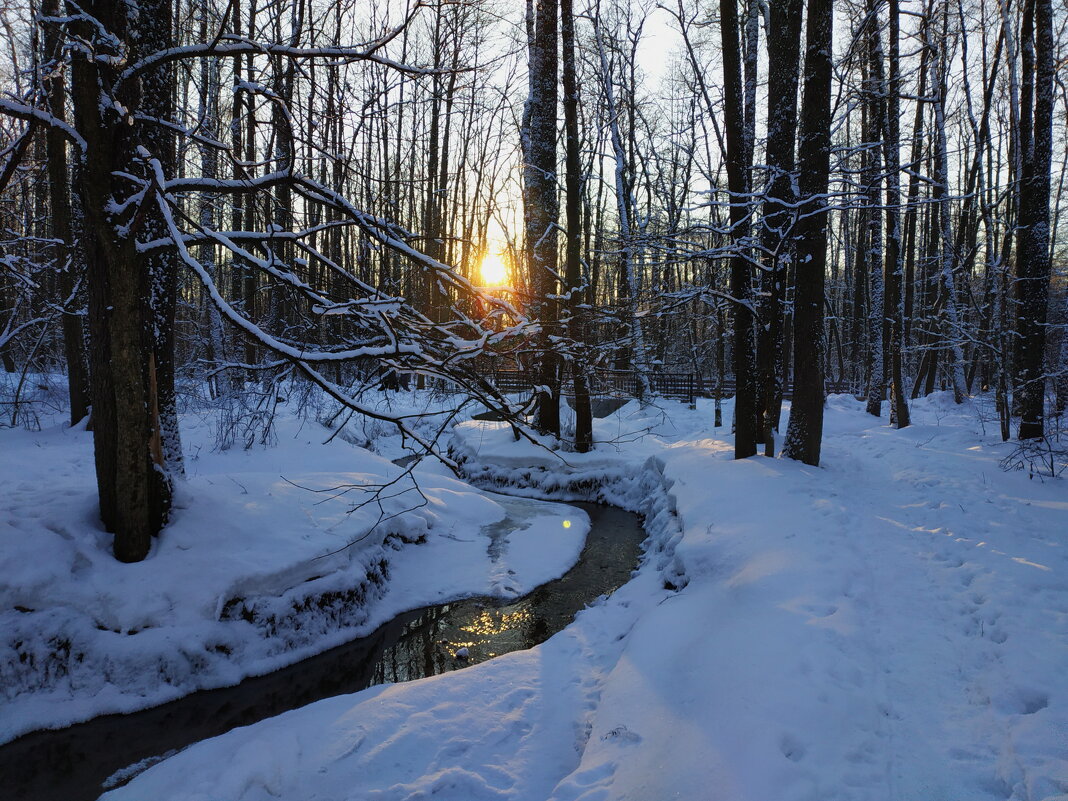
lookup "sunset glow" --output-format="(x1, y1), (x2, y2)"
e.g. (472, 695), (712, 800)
(479, 251), (509, 286)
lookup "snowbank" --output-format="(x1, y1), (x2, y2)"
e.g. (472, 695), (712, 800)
(448, 414), (686, 585)
(0, 410), (587, 744)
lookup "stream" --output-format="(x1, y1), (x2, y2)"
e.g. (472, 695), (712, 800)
(0, 500), (645, 801)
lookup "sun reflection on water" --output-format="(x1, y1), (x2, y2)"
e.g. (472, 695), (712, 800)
(461, 607), (533, 637)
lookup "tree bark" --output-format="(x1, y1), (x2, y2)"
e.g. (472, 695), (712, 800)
(1014, 0), (1053, 440)
(883, 0), (910, 427)
(719, 0), (757, 458)
(141, 0), (183, 479)
(69, 0), (173, 561)
(561, 0), (592, 452)
(782, 0), (833, 466)
(863, 3), (885, 418)
(524, 0), (560, 436)
(42, 0), (90, 425)
(757, 0), (802, 455)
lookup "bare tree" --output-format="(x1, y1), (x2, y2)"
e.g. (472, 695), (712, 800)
(524, 0), (562, 436)
(1014, 0), (1054, 440)
(40, 0), (89, 425)
(719, 0), (757, 458)
(882, 0), (910, 428)
(757, 0), (803, 454)
(562, 0), (594, 451)
(783, 0), (834, 466)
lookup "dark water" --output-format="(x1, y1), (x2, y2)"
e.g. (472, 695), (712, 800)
(0, 502), (644, 801)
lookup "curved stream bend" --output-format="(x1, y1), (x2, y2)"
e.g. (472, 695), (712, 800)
(0, 501), (645, 801)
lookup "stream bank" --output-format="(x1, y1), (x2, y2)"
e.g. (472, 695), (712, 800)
(0, 502), (644, 801)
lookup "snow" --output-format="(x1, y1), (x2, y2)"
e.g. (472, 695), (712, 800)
(6, 388), (1068, 800)
(0, 401), (587, 744)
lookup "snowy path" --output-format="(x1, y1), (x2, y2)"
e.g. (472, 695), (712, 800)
(101, 394), (1068, 801)
(820, 415), (1066, 798)
(575, 396), (1068, 801)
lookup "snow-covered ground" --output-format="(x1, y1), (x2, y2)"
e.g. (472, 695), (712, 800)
(0, 397), (587, 744)
(6, 387), (1068, 800)
(4, 384), (1063, 801)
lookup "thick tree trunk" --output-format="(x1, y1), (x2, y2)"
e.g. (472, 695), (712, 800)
(757, 0), (802, 455)
(422, 4), (455, 325)
(561, 0), (592, 452)
(70, 0), (171, 561)
(720, 0), (757, 458)
(524, 0), (560, 436)
(782, 0), (833, 466)
(141, 0), (183, 477)
(1014, 0), (1054, 440)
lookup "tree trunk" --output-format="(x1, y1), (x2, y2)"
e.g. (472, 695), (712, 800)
(562, 0), (592, 452)
(593, 11), (652, 404)
(720, 0), (757, 458)
(1014, 0), (1054, 440)
(524, 0), (560, 436)
(70, 0), (172, 561)
(146, 0), (183, 476)
(757, 0), (802, 455)
(928, 14), (967, 404)
(883, 0), (910, 428)
(864, 4), (885, 418)
(42, 0), (90, 425)
(782, 0), (833, 466)
(199, 0), (231, 401)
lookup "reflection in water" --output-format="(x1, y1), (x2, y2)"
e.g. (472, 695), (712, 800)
(0, 502), (644, 801)
(370, 502), (642, 685)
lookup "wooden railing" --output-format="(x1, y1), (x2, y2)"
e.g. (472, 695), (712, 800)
(492, 370), (698, 402)
(491, 370), (854, 404)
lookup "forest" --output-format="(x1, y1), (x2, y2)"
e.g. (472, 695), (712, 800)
(0, 0), (1066, 799)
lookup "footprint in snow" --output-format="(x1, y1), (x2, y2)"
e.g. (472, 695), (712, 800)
(779, 733), (807, 762)
(802, 603), (838, 618)
(996, 688), (1049, 716)
(988, 628), (1008, 644)
(601, 725), (642, 745)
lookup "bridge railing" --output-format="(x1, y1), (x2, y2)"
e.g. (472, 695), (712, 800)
(490, 369), (854, 404)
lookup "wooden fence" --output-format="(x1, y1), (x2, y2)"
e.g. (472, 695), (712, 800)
(491, 370), (853, 404)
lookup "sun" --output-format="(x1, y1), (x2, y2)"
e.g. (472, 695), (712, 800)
(479, 251), (509, 286)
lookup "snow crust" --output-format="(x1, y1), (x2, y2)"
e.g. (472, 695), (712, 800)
(0, 408), (587, 744)
(101, 392), (1068, 801)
